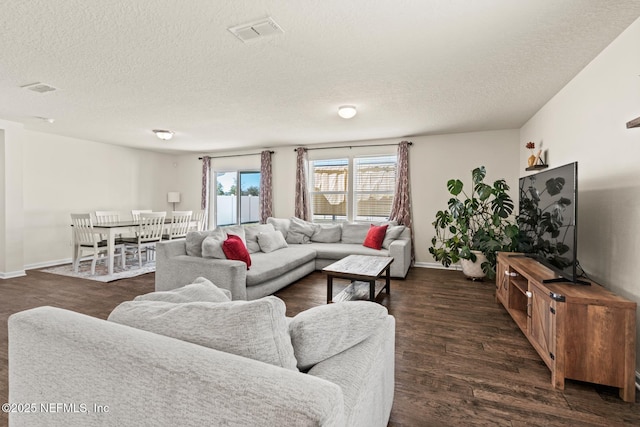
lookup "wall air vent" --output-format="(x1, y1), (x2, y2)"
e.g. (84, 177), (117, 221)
(228, 17), (284, 43)
(21, 82), (58, 93)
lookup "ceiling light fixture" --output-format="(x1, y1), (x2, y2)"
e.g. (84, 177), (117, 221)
(338, 105), (357, 119)
(153, 129), (174, 141)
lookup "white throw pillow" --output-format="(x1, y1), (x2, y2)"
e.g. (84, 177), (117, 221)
(134, 277), (231, 302)
(340, 222), (371, 244)
(257, 230), (288, 253)
(202, 234), (227, 259)
(244, 223), (276, 254)
(288, 301), (389, 371)
(266, 217), (291, 239)
(108, 296), (298, 371)
(186, 228), (225, 257)
(382, 225), (406, 249)
(286, 217), (318, 244)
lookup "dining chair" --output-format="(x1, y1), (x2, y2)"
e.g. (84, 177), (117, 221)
(131, 209), (152, 221)
(121, 212), (166, 268)
(71, 213), (126, 275)
(95, 210), (126, 242)
(163, 210), (192, 240)
(191, 209), (207, 231)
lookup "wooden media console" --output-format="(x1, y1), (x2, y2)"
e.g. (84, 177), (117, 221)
(496, 252), (637, 402)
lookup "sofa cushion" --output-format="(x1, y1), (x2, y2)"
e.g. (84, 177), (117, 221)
(311, 224), (342, 243)
(257, 230), (288, 253)
(363, 224), (388, 250)
(289, 301), (389, 370)
(267, 217), (291, 238)
(244, 223), (276, 254)
(246, 247), (317, 286)
(186, 228), (225, 257)
(108, 296), (298, 371)
(286, 217), (318, 244)
(341, 222), (370, 244)
(307, 243), (389, 260)
(134, 277), (232, 302)
(202, 233), (227, 259)
(382, 225), (406, 249)
(221, 224), (246, 246)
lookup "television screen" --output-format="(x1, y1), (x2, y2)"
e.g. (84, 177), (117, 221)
(518, 162), (584, 284)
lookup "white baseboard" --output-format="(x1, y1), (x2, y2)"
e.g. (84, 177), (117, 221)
(414, 261), (462, 271)
(24, 258), (72, 271)
(0, 270), (26, 279)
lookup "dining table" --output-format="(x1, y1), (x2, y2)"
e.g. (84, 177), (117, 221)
(72, 218), (195, 276)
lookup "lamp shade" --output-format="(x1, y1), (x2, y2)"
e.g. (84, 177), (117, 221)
(167, 192), (181, 203)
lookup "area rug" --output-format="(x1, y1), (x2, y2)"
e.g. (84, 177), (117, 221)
(41, 260), (155, 283)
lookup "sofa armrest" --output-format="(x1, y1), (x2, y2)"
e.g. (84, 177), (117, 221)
(9, 307), (345, 427)
(388, 237), (411, 278)
(156, 241), (248, 300)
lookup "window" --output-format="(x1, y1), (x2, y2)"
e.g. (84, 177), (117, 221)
(310, 159), (349, 222)
(310, 155), (396, 222)
(214, 171), (260, 226)
(354, 156), (397, 221)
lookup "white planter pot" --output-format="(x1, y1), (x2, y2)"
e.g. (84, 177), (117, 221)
(460, 251), (487, 280)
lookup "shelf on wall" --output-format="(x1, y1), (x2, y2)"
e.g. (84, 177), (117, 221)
(525, 164), (549, 171)
(626, 116), (640, 128)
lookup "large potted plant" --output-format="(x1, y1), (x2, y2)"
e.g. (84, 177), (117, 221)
(429, 166), (520, 280)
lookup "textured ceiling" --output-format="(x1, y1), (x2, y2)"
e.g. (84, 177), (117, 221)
(1, 0), (639, 154)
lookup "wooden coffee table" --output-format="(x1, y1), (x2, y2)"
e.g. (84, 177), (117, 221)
(323, 255), (394, 303)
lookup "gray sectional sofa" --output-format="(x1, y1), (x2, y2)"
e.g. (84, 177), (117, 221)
(8, 279), (396, 426)
(155, 217), (412, 300)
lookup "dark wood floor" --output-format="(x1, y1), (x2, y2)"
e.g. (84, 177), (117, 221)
(1, 268), (638, 426)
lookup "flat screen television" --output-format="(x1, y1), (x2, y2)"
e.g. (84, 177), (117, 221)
(517, 162), (589, 285)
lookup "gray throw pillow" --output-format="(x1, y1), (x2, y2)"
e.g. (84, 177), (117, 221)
(340, 222), (371, 244)
(382, 225), (406, 249)
(267, 217), (291, 239)
(202, 234), (227, 259)
(311, 224), (342, 243)
(288, 301), (389, 371)
(108, 296), (298, 371)
(257, 230), (288, 253)
(286, 217), (318, 244)
(134, 277), (231, 302)
(244, 223), (276, 254)
(186, 229), (225, 257)
(221, 224), (246, 246)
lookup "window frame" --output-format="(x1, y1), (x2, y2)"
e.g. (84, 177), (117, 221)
(213, 169), (261, 227)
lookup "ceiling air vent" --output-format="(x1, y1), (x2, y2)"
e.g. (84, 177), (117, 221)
(228, 17), (284, 43)
(21, 82), (58, 93)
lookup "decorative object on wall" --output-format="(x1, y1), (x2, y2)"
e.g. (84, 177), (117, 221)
(626, 116), (640, 128)
(153, 129), (174, 140)
(525, 141), (536, 167)
(524, 141), (548, 171)
(337, 105), (357, 119)
(167, 192), (181, 211)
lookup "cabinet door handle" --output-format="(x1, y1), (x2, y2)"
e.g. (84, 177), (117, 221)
(526, 291), (532, 298)
(504, 271), (517, 277)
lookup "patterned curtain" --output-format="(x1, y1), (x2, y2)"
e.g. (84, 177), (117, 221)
(294, 147), (311, 221)
(201, 156), (211, 229)
(389, 141), (414, 263)
(259, 150), (273, 223)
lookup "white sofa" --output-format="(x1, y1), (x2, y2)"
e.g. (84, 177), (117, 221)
(155, 217), (412, 300)
(8, 279), (396, 427)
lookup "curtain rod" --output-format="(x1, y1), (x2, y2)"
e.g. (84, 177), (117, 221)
(294, 142), (412, 151)
(198, 151), (274, 160)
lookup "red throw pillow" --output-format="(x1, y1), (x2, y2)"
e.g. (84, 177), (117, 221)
(222, 235), (252, 268)
(363, 224), (388, 250)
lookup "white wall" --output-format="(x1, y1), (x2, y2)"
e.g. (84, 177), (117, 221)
(520, 17), (640, 369)
(22, 130), (177, 267)
(174, 129), (520, 265)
